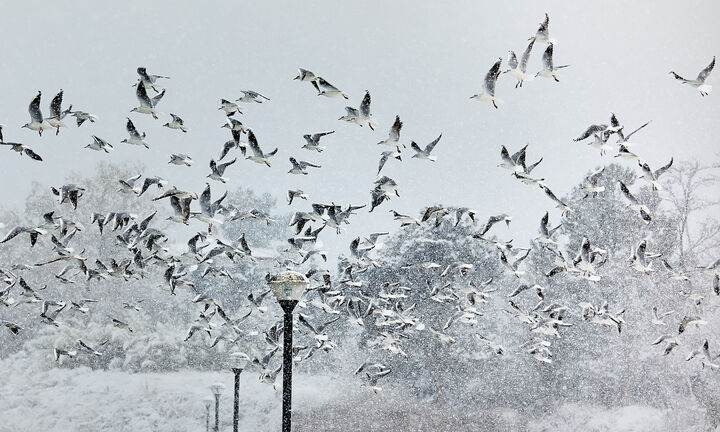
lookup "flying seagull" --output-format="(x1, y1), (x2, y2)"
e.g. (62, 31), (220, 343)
(85, 135), (114, 153)
(532, 13), (557, 44)
(21, 91), (46, 136)
(136, 66), (169, 92)
(168, 153), (193, 166)
(313, 77), (349, 99)
(411, 134), (442, 161)
(163, 113), (188, 132)
(131, 83), (165, 119)
(237, 90), (270, 103)
(505, 38), (536, 88)
(0, 141), (43, 161)
(121, 118), (148, 148)
(639, 158), (673, 191)
(246, 130), (278, 167)
(377, 115), (405, 150)
(536, 44), (569, 82)
(339, 90), (377, 130)
(302, 131), (335, 152)
(219, 99), (243, 116)
(377, 150), (402, 174)
(670, 56), (715, 96)
(207, 158), (236, 183)
(70, 110), (98, 127)
(294, 68), (318, 82)
(471, 58), (502, 108)
(619, 181), (651, 224)
(288, 157), (321, 175)
(45, 90), (72, 135)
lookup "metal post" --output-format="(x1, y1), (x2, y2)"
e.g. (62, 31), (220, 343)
(232, 368), (241, 432)
(214, 393), (221, 432)
(279, 300), (298, 432)
(206, 406), (210, 432)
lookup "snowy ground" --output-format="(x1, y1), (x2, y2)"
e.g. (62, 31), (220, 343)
(0, 362), (712, 432)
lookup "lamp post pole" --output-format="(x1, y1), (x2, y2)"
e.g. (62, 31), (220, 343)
(210, 383), (224, 432)
(214, 393), (221, 432)
(203, 398), (213, 432)
(280, 300), (298, 432)
(206, 405), (211, 432)
(232, 368), (241, 432)
(268, 270), (309, 432)
(229, 351), (249, 432)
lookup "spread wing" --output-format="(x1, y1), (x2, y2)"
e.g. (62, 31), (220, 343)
(247, 130), (263, 157)
(535, 13), (550, 40)
(507, 51), (518, 70)
(484, 59), (502, 95)
(654, 157), (673, 178)
(360, 91), (372, 117)
(136, 84), (152, 108)
(49, 90), (63, 118)
(520, 38), (535, 71)
(697, 56), (715, 83)
(151, 90), (166, 107)
(389, 115), (402, 141)
(542, 44), (554, 71)
(126, 118), (141, 139)
(29, 91), (43, 123)
(425, 134), (442, 153)
(619, 181), (638, 204)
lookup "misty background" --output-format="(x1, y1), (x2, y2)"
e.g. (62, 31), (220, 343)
(1, 2), (720, 432)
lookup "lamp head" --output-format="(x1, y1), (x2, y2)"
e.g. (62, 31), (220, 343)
(229, 351), (250, 370)
(210, 382), (225, 396)
(268, 271), (309, 302)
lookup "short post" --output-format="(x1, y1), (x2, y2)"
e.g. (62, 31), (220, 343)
(210, 382), (225, 432)
(229, 352), (250, 432)
(203, 397), (213, 432)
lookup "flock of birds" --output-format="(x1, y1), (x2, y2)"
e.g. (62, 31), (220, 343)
(1, 12), (719, 394)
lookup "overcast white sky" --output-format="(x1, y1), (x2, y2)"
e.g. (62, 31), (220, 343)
(1, 0), (718, 258)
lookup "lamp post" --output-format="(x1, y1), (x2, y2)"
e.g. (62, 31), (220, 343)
(229, 351), (250, 432)
(203, 397), (214, 432)
(268, 271), (309, 432)
(210, 382), (225, 432)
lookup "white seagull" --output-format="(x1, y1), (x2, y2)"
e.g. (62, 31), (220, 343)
(288, 157), (321, 175)
(639, 158), (673, 191)
(21, 91), (46, 136)
(45, 90), (72, 135)
(219, 99), (243, 116)
(136, 66), (169, 92)
(377, 115), (405, 150)
(294, 68), (318, 82)
(670, 56), (715, 96)
(505, 38), (536, 88)
(339, 91), (377, 130)
(411, 134), (442, 161)
(85, 135), (113, 153)
(121, 118), (149, 148)
(131, 83), (165, 119)
(163, 113), (188, 132)
(168, 153), (193, 166)
(302, 131), (335, 152)
(246, 130), (278, 167)
(313, 77), (349, 99)
(471, 58), (502, 108)
(208, 158), (236, 183)
(237, 90), (270, 103)
(536, 44), (569, 82)
(532, 13), (557, 45)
